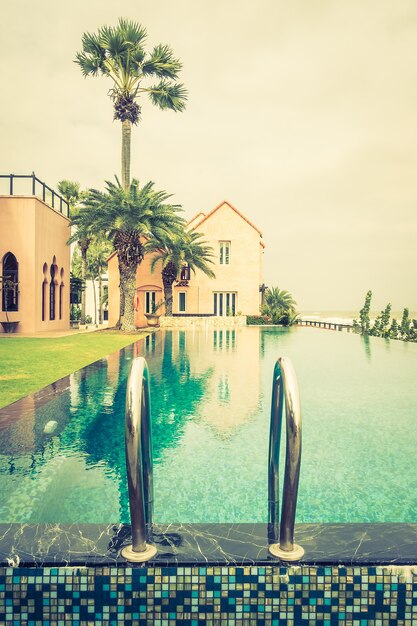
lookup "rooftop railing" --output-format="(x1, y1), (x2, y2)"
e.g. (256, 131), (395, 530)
(0, 173), (70, 218)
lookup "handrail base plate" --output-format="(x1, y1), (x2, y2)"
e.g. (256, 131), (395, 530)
(121, 543), (157, 562)
(269, 543), (304, 561)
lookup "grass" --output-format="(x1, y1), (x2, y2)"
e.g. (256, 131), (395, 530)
(0, 330), (147, 409)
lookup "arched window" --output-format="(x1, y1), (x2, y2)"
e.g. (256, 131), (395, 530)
(2, 252), (18, 312)
(42, 263), (48, 321)
(59, 268), (64, 320)
(50, 263), (56, 320)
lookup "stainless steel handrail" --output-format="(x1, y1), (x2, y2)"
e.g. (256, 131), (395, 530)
(120, 357), (157, 562)
(268, 357), (304, 560)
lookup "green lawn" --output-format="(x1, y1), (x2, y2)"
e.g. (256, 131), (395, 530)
(0, 331), (147, 409)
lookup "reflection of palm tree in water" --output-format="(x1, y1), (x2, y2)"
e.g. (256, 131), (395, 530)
(72, 332), (211, 521)
(151, 331), (212, 462)
(2, 334), (211, 521)
(361, 334), (371, 361)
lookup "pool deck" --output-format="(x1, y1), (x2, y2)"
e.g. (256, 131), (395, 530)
(0, 325), (154, 339)
(1, 522), (416, 567)
(0, 325), (108, 339)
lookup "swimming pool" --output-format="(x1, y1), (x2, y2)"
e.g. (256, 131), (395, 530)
(0, 327), (416, 525)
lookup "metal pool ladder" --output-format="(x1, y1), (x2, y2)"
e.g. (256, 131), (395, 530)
(121, 357), (157, 562)
(268, 357), (304, 561)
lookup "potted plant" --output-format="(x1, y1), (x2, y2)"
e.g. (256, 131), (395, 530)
(0, 275), (20, 333)
(70, 304), (81, 329)
(144, 298), (169, 327)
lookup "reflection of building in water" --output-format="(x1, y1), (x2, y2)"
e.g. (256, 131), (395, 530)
(213, 329), (236, 351)
(169, 328), (260, 437)
(106, 347), (121, 384)
(144, 332), (157, 355)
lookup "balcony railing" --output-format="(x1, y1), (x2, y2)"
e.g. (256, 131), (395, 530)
(0, 174), (70, 218)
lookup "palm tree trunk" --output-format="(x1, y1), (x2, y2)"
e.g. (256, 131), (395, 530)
(161, 263), (177, 316)
(163, 281), (174, 315)
(80, 246), (87, 324)
(118, 283), (125, 329)
(118, 264), (136, 331)
(92, 277), (97, 325)
(121, 120), (131, 192)
(98, 273), (103, 325)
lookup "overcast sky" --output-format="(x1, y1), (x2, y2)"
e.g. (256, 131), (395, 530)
(1, 0), (416, 311)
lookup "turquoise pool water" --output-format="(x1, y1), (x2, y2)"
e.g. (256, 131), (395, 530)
(0, 327), (416, 524)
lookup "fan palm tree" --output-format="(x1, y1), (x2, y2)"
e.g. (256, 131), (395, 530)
(261, 287), (298, 325)
(57, 180), (80, 209)
(58, 180), (90, 325)
(75, 18), (187, 191)
(147, 231), (215, 315)
(71, 177), (184, 330)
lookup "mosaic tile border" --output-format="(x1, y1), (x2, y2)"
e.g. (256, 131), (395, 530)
(0, 565), (416, 625)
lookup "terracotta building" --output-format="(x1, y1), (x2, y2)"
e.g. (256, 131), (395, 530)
(0, 175), (71, 334)
(108, 200), (265, 328)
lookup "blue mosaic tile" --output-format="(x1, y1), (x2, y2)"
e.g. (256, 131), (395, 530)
(0, 565), (416, 624)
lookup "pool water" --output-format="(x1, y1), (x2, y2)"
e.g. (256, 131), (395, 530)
(0, 327), (416, 524)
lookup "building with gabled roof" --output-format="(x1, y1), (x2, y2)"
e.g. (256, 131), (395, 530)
(107, 200), (265, 327)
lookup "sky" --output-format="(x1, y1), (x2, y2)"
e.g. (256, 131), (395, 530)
(1, 0), (416, 311)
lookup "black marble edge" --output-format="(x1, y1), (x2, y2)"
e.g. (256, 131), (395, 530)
(1, 523), (417, 569)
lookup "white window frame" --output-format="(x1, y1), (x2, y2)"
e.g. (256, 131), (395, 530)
(145, 291), (156, 314)
(213, 291), (237, 316)
(178, 291), (186, 313)
(219, 241), (230, 265)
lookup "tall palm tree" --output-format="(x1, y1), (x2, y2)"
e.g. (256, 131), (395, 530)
(85, 237), (113, 324)
(75, 18), (187, 190)
(71, 177), (184, 330)
(261, 287), (298, 325)
(147, 231), (215, 315)
(58, 180), (90, 325)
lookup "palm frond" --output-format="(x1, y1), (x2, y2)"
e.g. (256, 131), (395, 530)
(75, 51), (104, 77)
(99, 26), (129, 58)
(75, 20), (186, 124)
(75, 178), (184, 253)
(74, 31), (107, 76)
(146, 229), (215, 282)
(81, 31), (105, 57)
(261, 286), (298, 324)
(117, 18), (147, 46)
(142, 44), (182, 79)
(147, 80), (187, 111)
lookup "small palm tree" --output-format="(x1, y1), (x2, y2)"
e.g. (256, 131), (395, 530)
(57, 180), (80, 209)
(71, 177), (184, 330)
(262, 287), (298, 325)
(147, 231), (215, 315)
(75, 18), (187, 190)
(58, 180), (91, 325)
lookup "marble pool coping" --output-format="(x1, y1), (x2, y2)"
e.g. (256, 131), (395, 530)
(0, 522), (416, 568)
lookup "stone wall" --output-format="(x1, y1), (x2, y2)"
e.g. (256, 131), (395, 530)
(160, 315), (247, 328)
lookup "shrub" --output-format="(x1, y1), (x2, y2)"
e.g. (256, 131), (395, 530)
(246, 315), (271, 325)
(70, 305), (81, 321)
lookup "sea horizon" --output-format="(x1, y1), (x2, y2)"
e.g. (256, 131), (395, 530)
(299, 310), (417, 322)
